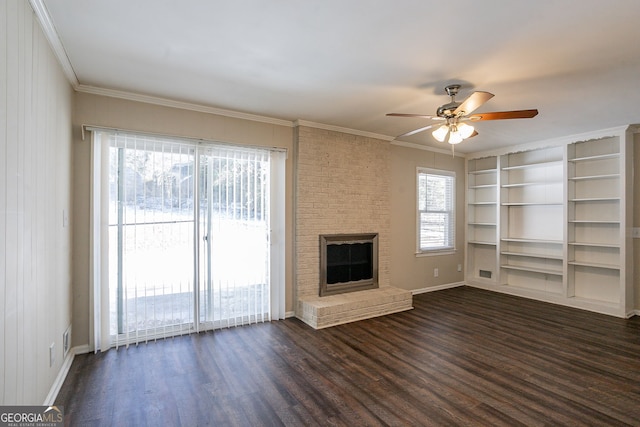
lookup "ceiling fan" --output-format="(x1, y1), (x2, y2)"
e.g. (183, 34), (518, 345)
(387, 84), (538, 146)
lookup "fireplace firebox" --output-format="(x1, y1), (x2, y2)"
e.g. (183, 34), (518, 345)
(319, 233), (378, 296)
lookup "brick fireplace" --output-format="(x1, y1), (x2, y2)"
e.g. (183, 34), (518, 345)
(294, 124), (413, 329)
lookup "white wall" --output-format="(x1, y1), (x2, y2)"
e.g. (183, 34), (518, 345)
(0, 1), (73, 404)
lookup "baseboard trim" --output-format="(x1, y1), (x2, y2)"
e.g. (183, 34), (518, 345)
(73, 344), (91, 355)
(43, 349), (73, 405)
(43, 345), (91, 405)
(411, 282), (465, 295)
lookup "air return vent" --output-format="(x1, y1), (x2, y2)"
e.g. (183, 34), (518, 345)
(479, 270), (492, 279)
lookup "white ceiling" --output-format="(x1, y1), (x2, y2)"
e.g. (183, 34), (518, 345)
(41, 0), (640, 153)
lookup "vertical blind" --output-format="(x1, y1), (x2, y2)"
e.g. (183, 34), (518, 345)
(417, 167), (456, 252)
(90, 129), (286, 351)
(199, 146), (270, 329)
(109, 136), (196, 346)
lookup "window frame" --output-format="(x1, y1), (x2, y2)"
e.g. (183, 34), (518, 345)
(416, 167), (456, 256)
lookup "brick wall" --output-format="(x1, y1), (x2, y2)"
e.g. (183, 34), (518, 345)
(295, 126), (391, 302)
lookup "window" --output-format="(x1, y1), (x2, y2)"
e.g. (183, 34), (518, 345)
(417, 168), (455, 254)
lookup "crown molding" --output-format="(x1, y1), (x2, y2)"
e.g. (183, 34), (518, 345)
(77, 84), (294, 128)
(294, 120), (395, 141)
(29, 0), (79, 87)
(466, 125), (632, 160)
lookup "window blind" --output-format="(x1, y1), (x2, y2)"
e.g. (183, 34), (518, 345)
(417, 168), (456, 252)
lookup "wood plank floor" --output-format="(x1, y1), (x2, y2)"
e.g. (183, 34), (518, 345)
(56, 287), (640, 426)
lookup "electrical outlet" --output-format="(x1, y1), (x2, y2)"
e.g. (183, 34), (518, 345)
(633, 227), (640, 239)
(457, 264), (462, 272)
(434, 268), (439, 278)
(49, 343), (56, 367)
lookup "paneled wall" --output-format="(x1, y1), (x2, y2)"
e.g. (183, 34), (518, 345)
(635, 133), (640, 310)
(1, 1), (73, 404)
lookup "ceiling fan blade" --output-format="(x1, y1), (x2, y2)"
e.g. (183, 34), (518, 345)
(453, 91), (494, 116)
(468, 109), (539, 121)
(386, 113), (437, 119)
(397, 124), (439, 138)
(468, 130), (479, 138)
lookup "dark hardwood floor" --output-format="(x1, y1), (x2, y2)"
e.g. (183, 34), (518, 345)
(56, 286), (640, 426)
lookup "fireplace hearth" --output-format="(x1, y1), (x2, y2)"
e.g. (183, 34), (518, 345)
(319, 233), (378, 296)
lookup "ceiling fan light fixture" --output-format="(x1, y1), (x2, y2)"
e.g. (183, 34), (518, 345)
(432, 125), (449, 142)
(457, 122), (475, 139)
(448, 130), (463, 145)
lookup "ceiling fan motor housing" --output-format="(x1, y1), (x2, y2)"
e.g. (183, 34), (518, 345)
(437, 102), (461, 118)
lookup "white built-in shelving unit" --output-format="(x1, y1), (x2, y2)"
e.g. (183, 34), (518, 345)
(466, 156), (498, 284)
(465, 126), (635, 317)
(566, 137), (627, 309)
(499, 146), (564, 295)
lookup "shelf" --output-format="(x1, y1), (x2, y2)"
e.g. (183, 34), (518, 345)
(469, 184), (497, 189)
(502, 238), (563, 245)
(568, 173), (619, 181)
(501, 160), (563, 171)
(568, 153), (619, 162)
(469, 201), (497, 205)
(501, 202), (563, 206)
(468, 169), (497, 175)
(568, 220), (619, 224)
(468, 240), (497, 246)
(501, 264), (563, 276)
(501, 251), (563, 260)
(569, 197), (620, 202)
(568, 260), (620, 270)
(568, 242), (620, 248)
(501, 181), (560, 188)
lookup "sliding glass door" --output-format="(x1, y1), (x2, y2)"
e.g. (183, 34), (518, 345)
(198, 147), (271, 329)
(98, 131), (281, 348)
(108, 137), (197, 342)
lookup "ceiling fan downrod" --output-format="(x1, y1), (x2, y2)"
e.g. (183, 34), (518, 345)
(438, 85), (463, 118)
